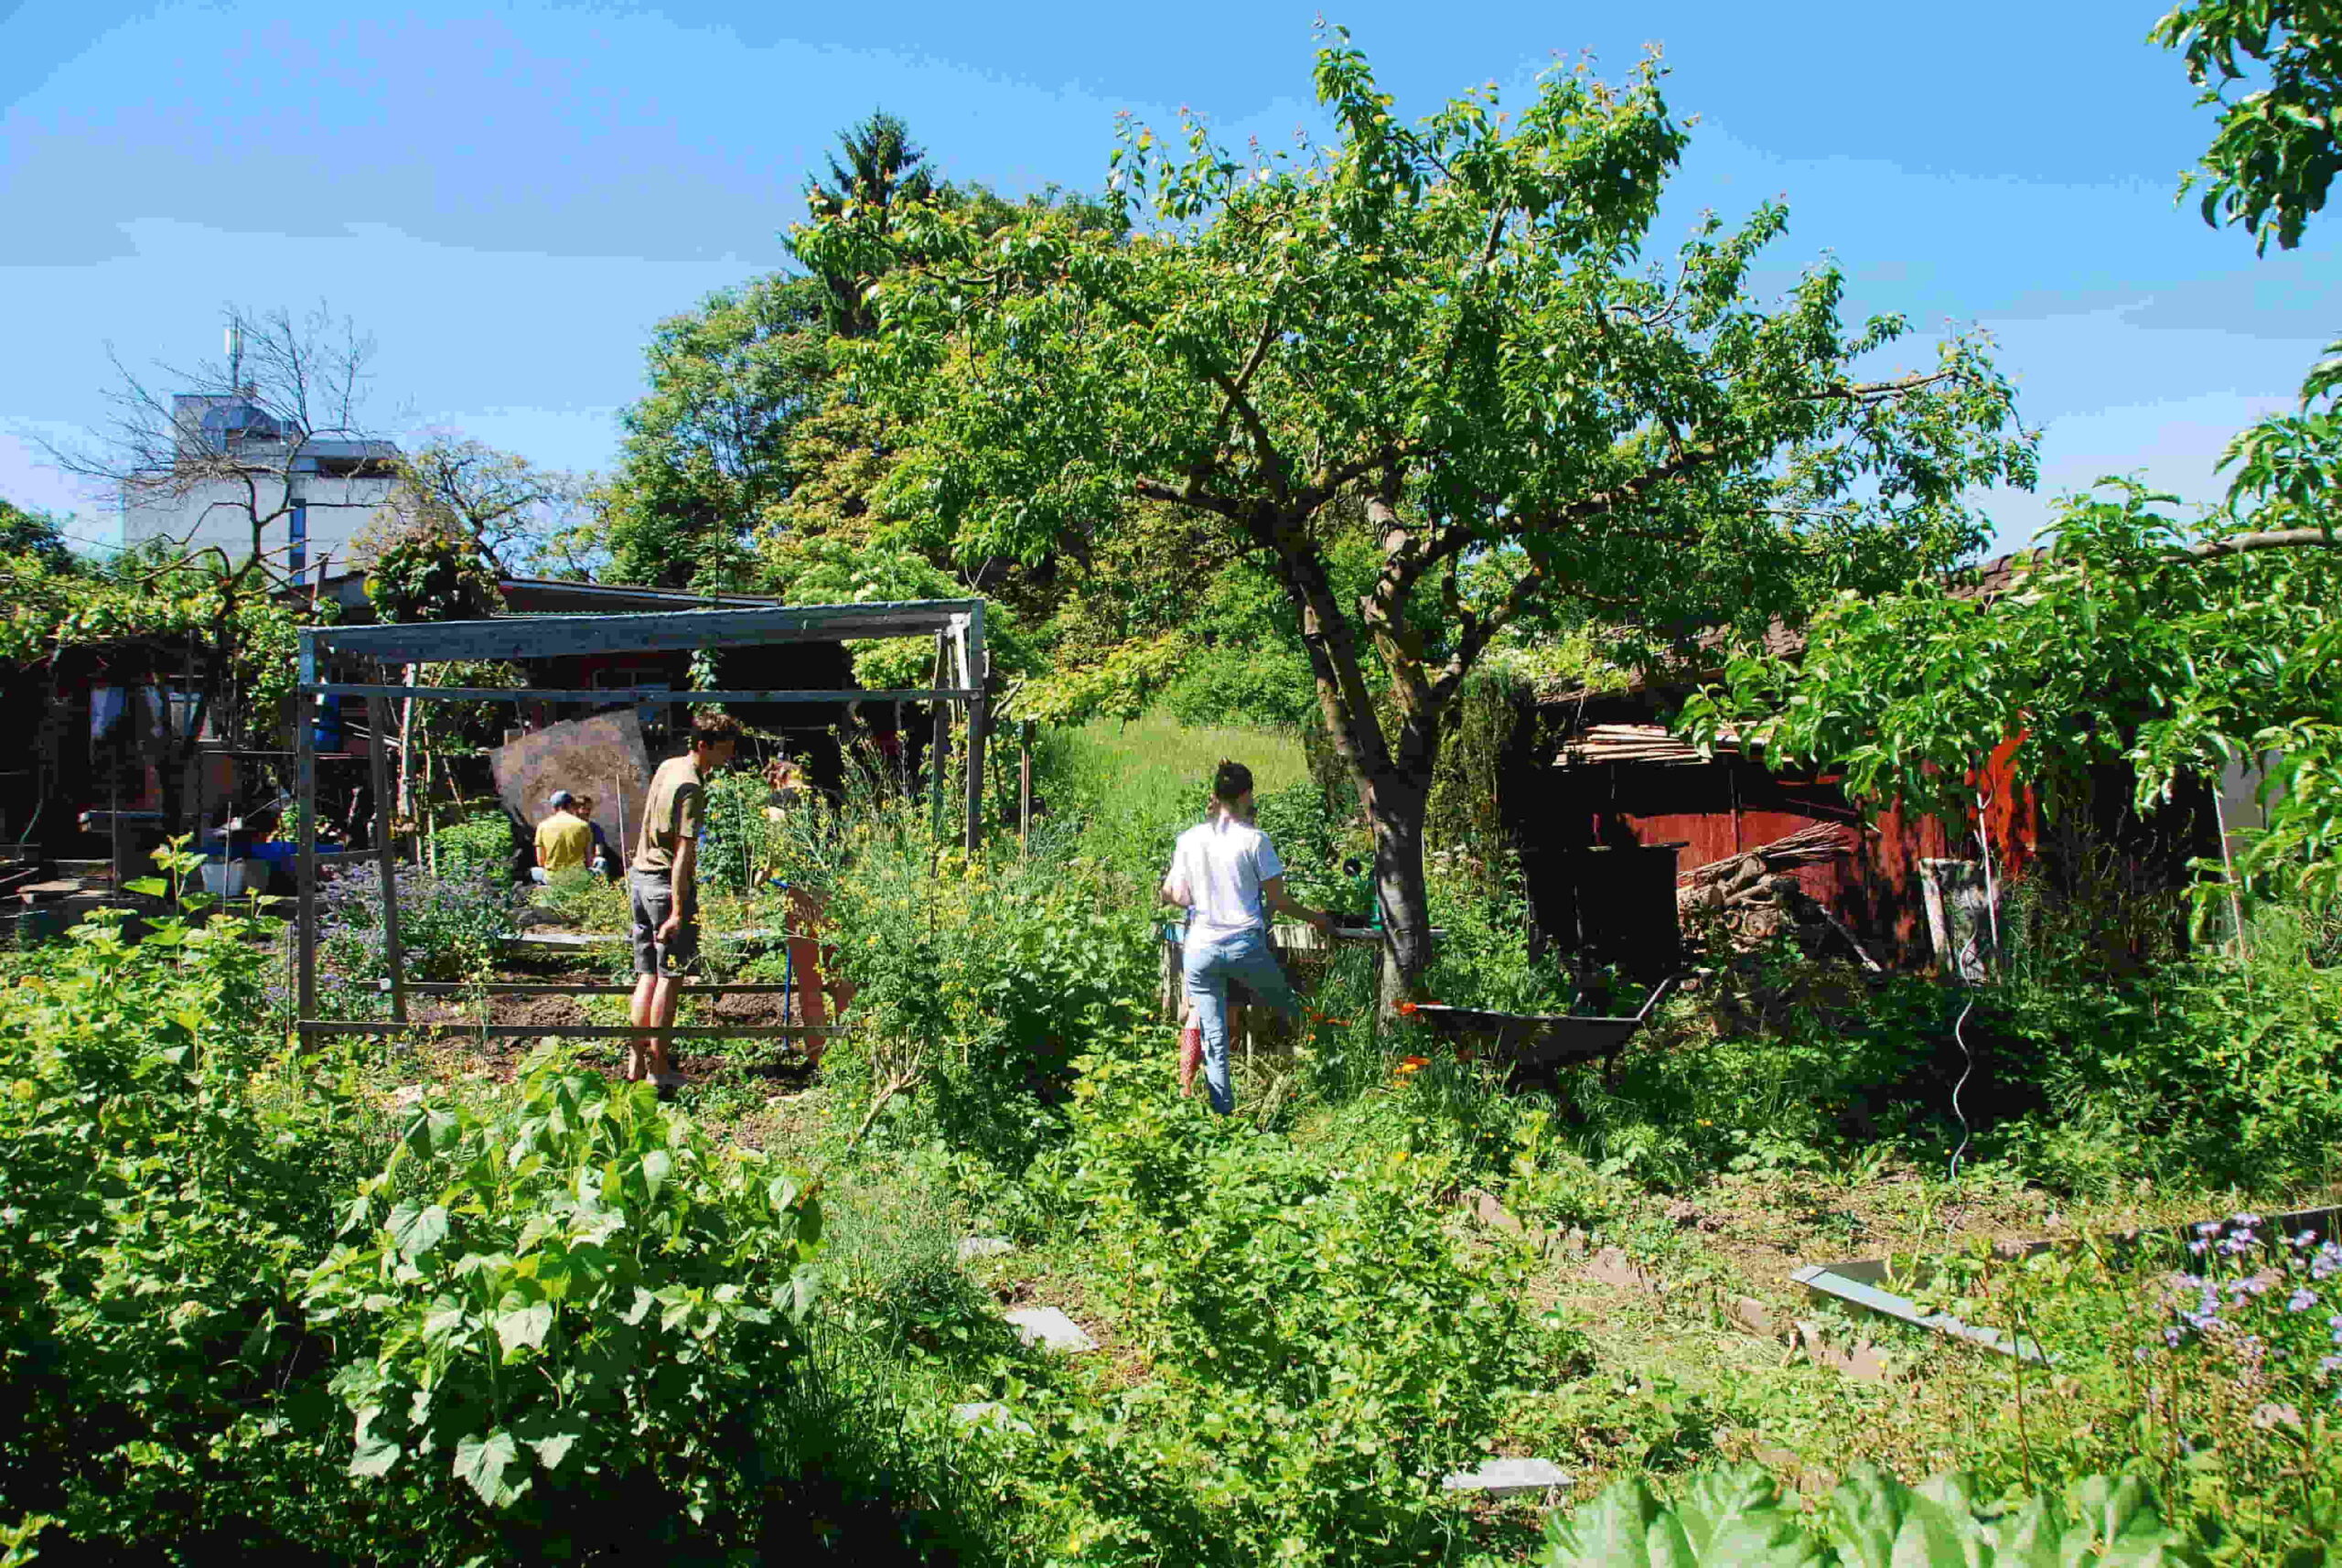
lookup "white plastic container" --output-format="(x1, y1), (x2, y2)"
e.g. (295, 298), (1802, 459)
(198, 860), (256, 897)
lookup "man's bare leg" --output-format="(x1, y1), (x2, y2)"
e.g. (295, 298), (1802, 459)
(628, 972), (661, 1080)
(645, 972), (683, 1079)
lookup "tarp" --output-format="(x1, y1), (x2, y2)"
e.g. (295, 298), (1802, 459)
(488, 710), (651, 865)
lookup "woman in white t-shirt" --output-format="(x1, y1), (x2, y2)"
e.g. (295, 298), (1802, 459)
(1160, 760), (1335, 1114)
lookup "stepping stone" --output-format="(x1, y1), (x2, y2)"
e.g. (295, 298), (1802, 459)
(1442, 1457), (1574, 1498)
(950, 1402), (1034, 1434)
(1584, 1245), (1646, 1292)
(1004, 1306), (1096, 1353)
(958, 1237), (1014, 1262)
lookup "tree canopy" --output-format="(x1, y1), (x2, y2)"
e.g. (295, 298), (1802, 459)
(796, 29), (2034, 988)
(2154, 0), (2342, 252)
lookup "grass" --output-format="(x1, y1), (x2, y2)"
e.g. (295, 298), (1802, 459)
(1052, 713), (1307, 809)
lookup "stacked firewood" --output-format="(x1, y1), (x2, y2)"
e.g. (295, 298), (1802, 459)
(1676, 825), (1878, 968)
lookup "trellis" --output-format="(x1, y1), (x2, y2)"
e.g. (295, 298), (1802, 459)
(291, 598), (990, 1042)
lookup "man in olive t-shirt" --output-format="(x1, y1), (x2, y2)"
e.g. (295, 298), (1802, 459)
(628, 713), (740, 1090)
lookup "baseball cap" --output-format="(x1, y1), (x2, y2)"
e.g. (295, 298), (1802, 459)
(548, 789), (575, 808)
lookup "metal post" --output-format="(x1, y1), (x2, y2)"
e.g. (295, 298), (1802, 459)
(295, 633), (318, 1021)
(366, 693), (408, 1025)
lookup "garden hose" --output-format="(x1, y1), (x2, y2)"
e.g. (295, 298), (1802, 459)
(1949, 997), (1975, 1181)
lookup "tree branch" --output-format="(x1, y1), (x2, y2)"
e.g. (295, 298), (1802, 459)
(2185, 525), (2340, 558)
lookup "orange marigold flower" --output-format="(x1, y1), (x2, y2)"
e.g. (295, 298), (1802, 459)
(1395, 1000), (1419, 1015)
(1394, 1055), (1431, 1079)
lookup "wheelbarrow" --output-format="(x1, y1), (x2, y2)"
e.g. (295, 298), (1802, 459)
(1407, 975), (1681, 1092)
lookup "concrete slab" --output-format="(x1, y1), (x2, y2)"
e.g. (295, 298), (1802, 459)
(1004, 1306), (1096, 1353)
(1441, 1457), (1574, 1498)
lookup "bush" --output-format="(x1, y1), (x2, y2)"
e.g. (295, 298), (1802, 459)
(1538, 1463), (2202, 1567)
(305, 1049), (825, 1561)
(0, 865), (378, 1556)
(1007, 1036), (1552, 1564)
(817, 793), (1159, 1168)
(432, 809), (521, 882)
(317, 860), (526, 994)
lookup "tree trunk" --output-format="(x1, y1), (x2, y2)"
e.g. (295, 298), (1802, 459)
(1364, 765), (1434, 1011)
(396, 663), (418, 825)
(1272, 534), (1453, 1005)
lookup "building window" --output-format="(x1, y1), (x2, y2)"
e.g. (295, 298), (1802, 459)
(289, 503), (307, 578)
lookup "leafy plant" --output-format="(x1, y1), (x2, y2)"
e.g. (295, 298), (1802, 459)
(0, 843), (378, 1554)
(305, 1048), (824, 1559)
(1539, 1462), (2204, 1567)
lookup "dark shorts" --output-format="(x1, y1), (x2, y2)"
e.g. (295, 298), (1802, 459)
(628, 868), (700, 976)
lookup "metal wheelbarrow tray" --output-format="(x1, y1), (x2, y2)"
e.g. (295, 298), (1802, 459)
(1409, 976), (1679, 1082)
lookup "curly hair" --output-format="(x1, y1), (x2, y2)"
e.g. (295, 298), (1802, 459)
(690, 711), (745, 747)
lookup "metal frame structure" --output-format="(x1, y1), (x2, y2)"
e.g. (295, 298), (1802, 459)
(292, 598), (990, 1041)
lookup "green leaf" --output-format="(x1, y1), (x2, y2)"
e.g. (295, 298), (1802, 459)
(526, 1431), (580, 1471)
(639, 1148), (671, 1200)
(387, 1202), (449, 1258)
(495, 1303), (553, 1357)
(122, 877), (168, 897)
(453, 1428), (521, 1508)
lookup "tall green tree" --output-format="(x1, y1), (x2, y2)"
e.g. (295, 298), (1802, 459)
(795, 32), (2031, 997)
(804, 110), (939, 338)
(0, 499), (73, 569)
(603, 273), (832, 589)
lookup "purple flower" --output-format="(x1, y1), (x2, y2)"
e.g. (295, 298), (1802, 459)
(2290, 1288), (2319, 1314)
(2165, 1326), (2186, 1348)
(2313, 1244), (2342, 1283)
(2235, 1212), (2264, 1228)
(2196, 1221), (2224, 1238)
(2189, 1239), (2210, 1256)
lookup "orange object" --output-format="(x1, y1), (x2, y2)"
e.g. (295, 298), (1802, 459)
(1394, 1056), (1430, 1079)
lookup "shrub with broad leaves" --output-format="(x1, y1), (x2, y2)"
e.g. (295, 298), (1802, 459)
(1540, 1462), (2203, 1567)
(305, 1049), (823, 1560)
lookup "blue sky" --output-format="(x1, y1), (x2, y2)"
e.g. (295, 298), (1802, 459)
(4, 0), (2334, 557)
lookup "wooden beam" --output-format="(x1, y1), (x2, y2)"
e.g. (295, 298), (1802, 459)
(295, 632), (318, 1020)
(930, 633), (951, 843)
(301, 685), (978, 704)
(389, 982), (802, 995)
(1018, 719), (1034, 858)
(365, 695), (408, 1025)
(307, 599), (982, 664)
(295, 1022), (847, 1039)
(963, 601), (988, 853)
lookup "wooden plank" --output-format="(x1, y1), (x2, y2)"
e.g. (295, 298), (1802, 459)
(295, 632), (318, 1020)
(962, 602), (987, 853)
(307, 599), (982, 664)
(302, 685), (979, 704)
(389, 982), (800, 995)
(1018, 719), (1033, 857)
(296, 1022), (846, 1039)
(366, 695), (408, 1025)
(930, 634), (951, 843)
(504, 926), (787, 948)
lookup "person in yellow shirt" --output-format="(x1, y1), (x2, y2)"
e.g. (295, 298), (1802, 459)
(534, 789), (592, 877)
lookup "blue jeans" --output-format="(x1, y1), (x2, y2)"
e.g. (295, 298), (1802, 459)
(1182, 925), (1300, 1114)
